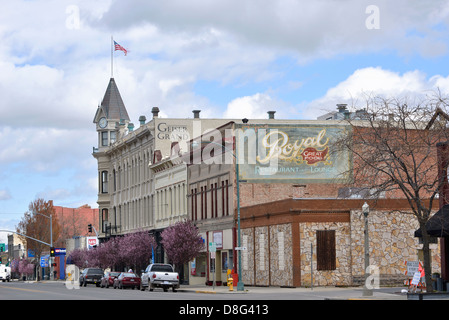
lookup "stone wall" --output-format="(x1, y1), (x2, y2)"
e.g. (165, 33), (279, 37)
(300, 222), (351, 287)
(350, 209), (441, 285)
(241, 224), (293, 287)
(242, 209), (441, 287)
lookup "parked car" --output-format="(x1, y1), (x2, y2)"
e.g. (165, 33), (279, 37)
(79, 268), (103, 287)
(113, 272), (141, 289)
(100, 271), (121, 288)
(0, 265), (10, 282)
(140, 263), (179, 292)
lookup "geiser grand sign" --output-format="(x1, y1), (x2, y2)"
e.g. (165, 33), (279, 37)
(235, 124), (352, 183)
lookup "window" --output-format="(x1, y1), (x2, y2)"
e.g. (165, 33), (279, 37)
(113, 169), (116, 192)
(191, 189), (194, 220)
(194, 188), (198, 221)
(102, 208), (109, 233)
(225, 180), (229, 216)
(101, 131), (108, 146)
(201, 187), (204, 220)
(101, 171), (108, 194)
(110, 131), (116, 144)
(316, 230), (336, 270)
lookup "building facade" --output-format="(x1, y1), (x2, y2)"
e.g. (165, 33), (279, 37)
(92, 78), (234, 247)
(238, 198), (440, 287)
(92, 78), (439, 287)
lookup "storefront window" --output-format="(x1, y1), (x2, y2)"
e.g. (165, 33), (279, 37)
(193, 253), (207, 277)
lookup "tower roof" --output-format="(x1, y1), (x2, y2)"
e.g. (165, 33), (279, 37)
(100, 78), (130, 121)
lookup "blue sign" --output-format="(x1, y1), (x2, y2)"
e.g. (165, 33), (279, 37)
(40, 255), (49, 268)
(55, 248), (66, 256)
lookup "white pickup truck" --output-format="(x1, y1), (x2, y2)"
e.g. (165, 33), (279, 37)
(140, 263), (179, 292)
(0, 265), (11, 282)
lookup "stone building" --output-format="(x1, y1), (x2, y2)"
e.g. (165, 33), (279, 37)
(239, 198), (440, 287)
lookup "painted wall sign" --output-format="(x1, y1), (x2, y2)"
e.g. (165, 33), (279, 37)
(235, 124), (352, 183)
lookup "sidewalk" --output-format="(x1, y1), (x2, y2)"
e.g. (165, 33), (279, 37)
(177, 284), (410, 300)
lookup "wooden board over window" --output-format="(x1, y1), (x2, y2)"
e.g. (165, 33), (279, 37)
(316, 230), (336, 271)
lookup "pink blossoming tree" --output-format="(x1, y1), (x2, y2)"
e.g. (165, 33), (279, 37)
(161, 220), (204, 270)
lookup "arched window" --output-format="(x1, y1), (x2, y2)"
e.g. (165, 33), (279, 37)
(102, 208), (109, 233)
(101, 171), (108, 194)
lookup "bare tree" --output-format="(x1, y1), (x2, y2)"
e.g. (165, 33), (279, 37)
(16, 198), (60, 280)
(334, 93), (449, 291)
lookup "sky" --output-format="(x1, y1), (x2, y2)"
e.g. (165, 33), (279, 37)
(1, 0), (449, 243)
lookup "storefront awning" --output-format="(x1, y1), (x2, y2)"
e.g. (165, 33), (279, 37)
(415, 204), (449, 237)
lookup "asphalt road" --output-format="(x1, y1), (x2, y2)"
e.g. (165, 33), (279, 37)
(0, 280), (407, 301)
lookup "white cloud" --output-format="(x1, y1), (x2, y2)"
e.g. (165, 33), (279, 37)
(302, 67), (449, 119)
(100, 0), (449, 60)
(0, 189), (11, 201)
(223, 93), (289, 119)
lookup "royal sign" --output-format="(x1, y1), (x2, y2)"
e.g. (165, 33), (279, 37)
(236, 124), (352, 183)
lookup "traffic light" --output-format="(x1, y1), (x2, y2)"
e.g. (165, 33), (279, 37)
(88, 224), (92, 233)
(50, 247), (55, 257)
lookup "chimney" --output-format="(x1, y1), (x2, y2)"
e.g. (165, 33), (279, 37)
(170, 141), (180, 157)
(139, 115), (146, 126)
(153, 150), (162, 163)
(337, 104), (348, 113)
(152, 107), (160, 119)
(242, 118), (249, 123)
(128, 123), (134, 132)
(267, 111), (276, 119)
(193, 110), (201, 119)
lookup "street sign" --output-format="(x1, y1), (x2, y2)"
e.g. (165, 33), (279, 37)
(40, 255), (49, 268)
(406, 261), (419, 275)
(209, 242), (217, 252)
(411, 272), (421, 286)
(235, 247), (247, 251)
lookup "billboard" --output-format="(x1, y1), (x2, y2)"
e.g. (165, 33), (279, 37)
(235, 124), (352, 183)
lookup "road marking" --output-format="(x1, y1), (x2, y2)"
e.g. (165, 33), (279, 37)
(0, 284), (49, 294)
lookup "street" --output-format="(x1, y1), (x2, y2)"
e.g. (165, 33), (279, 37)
(0, 280), (408, 300)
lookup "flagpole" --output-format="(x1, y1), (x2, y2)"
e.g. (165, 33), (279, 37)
(111, 36), (114, 78)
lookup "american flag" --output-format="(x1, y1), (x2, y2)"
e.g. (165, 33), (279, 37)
(114, 41), (128, 56)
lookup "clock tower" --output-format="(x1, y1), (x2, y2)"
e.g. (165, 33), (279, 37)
(93, 77), (130, 150)
(93, 78), (130, 239)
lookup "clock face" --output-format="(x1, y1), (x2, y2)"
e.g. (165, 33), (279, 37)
(99, 117), (107, 128)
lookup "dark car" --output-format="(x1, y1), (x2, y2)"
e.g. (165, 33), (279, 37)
(100, 271), (121, 288)
(79, 268), (103, 287)
(113, 272), (141, 289)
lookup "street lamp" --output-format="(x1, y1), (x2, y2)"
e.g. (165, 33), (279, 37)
(362, 202), (372, 296)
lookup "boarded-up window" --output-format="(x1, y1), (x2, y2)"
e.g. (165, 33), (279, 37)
(316, 230), (336, 270)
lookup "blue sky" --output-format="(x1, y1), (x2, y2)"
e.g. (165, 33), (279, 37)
(1, 0), (449, 243)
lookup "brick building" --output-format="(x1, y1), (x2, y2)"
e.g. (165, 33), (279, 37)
(186, 120), (441, 287)
(52, 203), (99, 247)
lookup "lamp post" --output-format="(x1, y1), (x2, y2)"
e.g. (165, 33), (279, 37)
(362, 202), (372, 296)
(192, 138), (244, 291)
